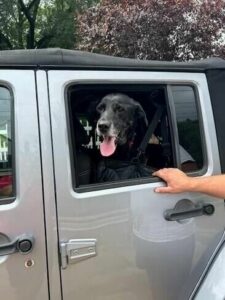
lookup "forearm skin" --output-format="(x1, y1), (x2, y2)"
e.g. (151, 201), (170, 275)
(189, 175), (225, 199)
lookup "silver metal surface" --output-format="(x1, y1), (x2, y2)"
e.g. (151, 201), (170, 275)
(36, 70), (62, 300)
(48, 70), (224, 300)
(1, 66), (224, 300)
(195, 243), (225, 300)
(0, 70), (48, 300)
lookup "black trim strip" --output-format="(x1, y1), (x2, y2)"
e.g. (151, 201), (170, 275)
(0, 64), (225, 73)
(0, 65), (210, 72)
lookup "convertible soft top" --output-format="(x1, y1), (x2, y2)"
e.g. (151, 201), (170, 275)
(0, 48), (225, 71)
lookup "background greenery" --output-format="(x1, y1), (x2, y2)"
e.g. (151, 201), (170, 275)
(0, 0), (224, 61)
(0, 0), (99, 49)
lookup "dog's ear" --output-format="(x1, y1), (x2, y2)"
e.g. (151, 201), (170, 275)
(135, 103), (148, 127)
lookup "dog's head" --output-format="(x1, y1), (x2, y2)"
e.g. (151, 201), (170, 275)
(96, 93), (148, 157)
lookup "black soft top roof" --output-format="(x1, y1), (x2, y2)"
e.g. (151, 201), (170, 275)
(0, 48), (225, 71)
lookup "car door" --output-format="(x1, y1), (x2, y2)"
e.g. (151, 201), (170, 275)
(0, 70), (49, 300)
(48, 70), (225, 300)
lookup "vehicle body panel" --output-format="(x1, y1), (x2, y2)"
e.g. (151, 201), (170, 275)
(36, 71), (62, 300)
(0, 70), (49, 300)
(0, 49), (224, 299)
(47, 70), (225, 300)
(195, 242), (225, 300)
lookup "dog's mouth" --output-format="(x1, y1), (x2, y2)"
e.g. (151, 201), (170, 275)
(99, 136), (117, 157)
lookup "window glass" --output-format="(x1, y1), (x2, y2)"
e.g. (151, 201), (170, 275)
(0, 87), (13, 199)
(68, 85), (174, 189)
(171, 85), (204, 172)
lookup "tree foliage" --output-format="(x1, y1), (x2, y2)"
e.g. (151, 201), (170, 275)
(0, 0), (99, 50)
(77, 0), (225, 60)
(1, 0), (38, 49)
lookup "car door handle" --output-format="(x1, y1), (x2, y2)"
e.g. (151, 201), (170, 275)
(164, 203), (215, 221)
(0, 234), (34, 256)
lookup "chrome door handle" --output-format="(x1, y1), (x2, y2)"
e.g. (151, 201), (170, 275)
(164, 203), (215, 221)
(0, 234), (34, 256)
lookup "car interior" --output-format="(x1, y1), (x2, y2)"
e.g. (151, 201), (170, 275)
(67, 84), (174, 188)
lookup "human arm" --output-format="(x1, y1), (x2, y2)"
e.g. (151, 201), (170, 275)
(153, 168), (225, 199)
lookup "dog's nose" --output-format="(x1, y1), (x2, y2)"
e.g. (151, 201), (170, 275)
(98, 122), (110, 133)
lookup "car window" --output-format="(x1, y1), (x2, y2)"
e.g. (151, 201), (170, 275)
(67, 84), (174, 190)
(67, 84), (204, 191)
(0, 86), (14, 199)
(171, 85), (204, 172)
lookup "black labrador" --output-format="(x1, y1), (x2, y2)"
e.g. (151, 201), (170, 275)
(96, 93), (152, 182)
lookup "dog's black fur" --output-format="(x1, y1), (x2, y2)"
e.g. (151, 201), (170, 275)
(96, 93), (148, 161)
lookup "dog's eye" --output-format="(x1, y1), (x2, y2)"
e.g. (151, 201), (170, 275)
(97, 103), (105, 112)
(114, 104), (125, 113)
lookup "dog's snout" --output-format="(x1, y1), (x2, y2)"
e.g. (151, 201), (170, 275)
(98, 121), (110, 133)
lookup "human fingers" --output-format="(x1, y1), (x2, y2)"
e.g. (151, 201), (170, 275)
(152, 168), (169, 180)
(154, 186), (173, 193)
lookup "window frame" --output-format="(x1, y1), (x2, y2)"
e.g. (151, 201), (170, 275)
(0, 83), (16, 204)
(167, 83), (207, 176)
(65, 81), (207, 193)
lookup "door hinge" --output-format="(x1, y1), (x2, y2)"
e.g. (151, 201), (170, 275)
(60, 239), (97, 269)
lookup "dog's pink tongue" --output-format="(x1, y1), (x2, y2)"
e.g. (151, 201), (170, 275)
(100, 137), (116, 157)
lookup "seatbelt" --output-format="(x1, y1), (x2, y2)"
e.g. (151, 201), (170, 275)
(136, 105), (165, 159)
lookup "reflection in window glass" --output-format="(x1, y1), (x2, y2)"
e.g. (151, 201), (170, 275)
(0, 87), (13, 199)
(172, 86), (203, 172)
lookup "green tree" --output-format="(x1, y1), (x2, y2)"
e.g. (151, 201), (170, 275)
(0, 0), (99, 50)
(36, 0), (76, 49)
(0, 0), (43, 49)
